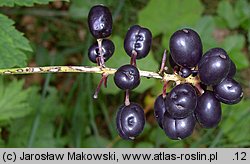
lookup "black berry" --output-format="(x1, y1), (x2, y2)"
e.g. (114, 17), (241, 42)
(179, 67), (192, 78)
(124, 25), (152, 59)
(116, 103), (145, 140)
(213, 77), (243, 104)
(169, 28), (202, 68)
(198, 48), (231, 86)
(114, 64), (140, 90)
(88, 5), (112, 39)
(88, 39), (115, 63)
(162, 112), (196, 140)
(169, 53), (178, 68)
(165, 83), (197, 118)
(195, 91), (221, 128)
(154, 94), (167, 128)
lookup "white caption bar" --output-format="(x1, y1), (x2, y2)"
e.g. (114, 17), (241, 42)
(0, 148), (249, 164)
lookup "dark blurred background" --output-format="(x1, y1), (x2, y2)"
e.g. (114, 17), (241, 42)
(0, 0), (250, 148)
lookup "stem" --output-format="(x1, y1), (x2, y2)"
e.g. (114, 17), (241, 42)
(159, 49), (167, 74)
(0, 65), (199, 85)
(93, 73), (108, 99)
(173, 66), (180, 74)
(125, 90), (130, 106)
(97, 39), (105, 67)
(130, 50), (137, 66)
(195, 83), (205, 95)
(162, 80), (169, 98)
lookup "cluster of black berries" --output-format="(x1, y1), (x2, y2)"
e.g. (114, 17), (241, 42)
(114, 24), (152, 140)
(155, 29), (243, 140)
(87, 5), (115, 99)
(87, 5), (152, 140)
(87, 5), (243, 141)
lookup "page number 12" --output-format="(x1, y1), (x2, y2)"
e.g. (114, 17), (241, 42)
(234, 152), (247, 160)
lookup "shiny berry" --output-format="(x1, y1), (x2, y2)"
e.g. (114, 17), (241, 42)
(114, 64), (140, 90)
(169, 53), (178, 68)
(162, 112), (196, 140)
(213, 78), (243, 104)
(88, 5), (112, 39)
(124, 25), (152, 59)
(198, 48), (231, 86)
(165, 83), (197, 118)
(195, 91), (221, 128)
(116, 103), (145, 140)
(179, 67), (192, 78)
(88, 39), (115, 63)
(154, 94), (167, 128)
(169, 28), (202, 68)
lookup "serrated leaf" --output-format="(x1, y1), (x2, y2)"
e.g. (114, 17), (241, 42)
(217, 1), (239, 29)
(0, 0), (69, 7)
(0, 79), (32, 122)
(0, 14), (32, 68)
(221, 34), (249, 69)
(93, 36), (158, 95)
(138, 0), (203, 37)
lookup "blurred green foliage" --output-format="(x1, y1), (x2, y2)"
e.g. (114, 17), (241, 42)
(0, 0), (250, 148)
(0, 0), (69, 7)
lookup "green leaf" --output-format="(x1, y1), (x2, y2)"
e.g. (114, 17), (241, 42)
(217, 1), (239, 29)
(216, 0), (250, 30)
(220, 100), (250, 145)
(241, 18), (250, 30)
(213, 16), (228, 29)
(138, 0), (203, 37)
(93, 36), (158, 95)
(149, 127), (167, 147)
(0, 79), (32, 123)
(8, 117), (56, 147)
(0, 14), (32, 68)
(194, 16), (217, 52)
(0, 0), (69, 7)
(7, 86), (66, 147)
(221, 34), (249, 69)
(235, 0), (250, 30)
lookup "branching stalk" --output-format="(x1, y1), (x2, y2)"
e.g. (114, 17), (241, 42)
(0, 65), (199, 85)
